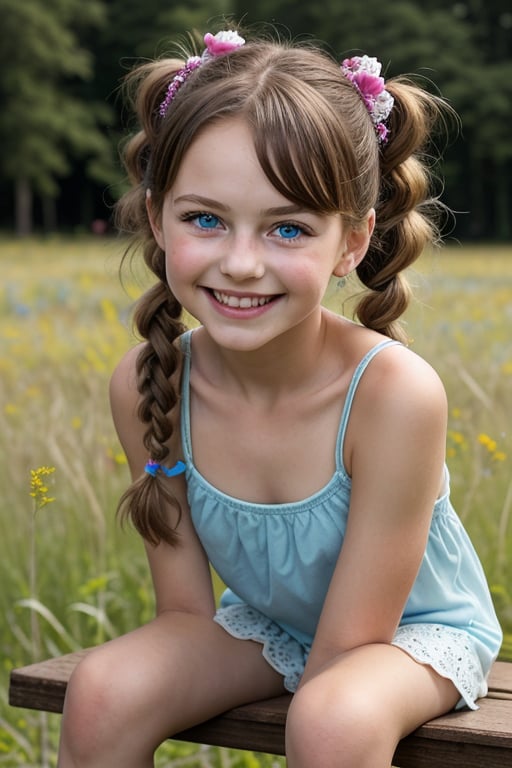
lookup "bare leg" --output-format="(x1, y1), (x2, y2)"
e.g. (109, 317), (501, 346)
(57, 611), (284, 767)
(286, 643), (460, 768)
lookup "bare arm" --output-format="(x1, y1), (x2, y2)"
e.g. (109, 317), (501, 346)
(109, 344), (216, 618)
(302, 346), (448, 682)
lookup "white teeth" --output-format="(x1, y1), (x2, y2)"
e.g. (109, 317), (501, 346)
(213, 290), (272, 308)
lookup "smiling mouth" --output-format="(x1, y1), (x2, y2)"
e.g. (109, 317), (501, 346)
(211, 290), (277, 308)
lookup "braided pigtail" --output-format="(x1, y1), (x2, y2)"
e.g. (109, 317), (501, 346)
(116, 272), (186, 547)
(115, 59), (189, 547)
(355, 79), (450, 342)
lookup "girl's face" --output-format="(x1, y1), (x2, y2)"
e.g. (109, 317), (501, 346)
(148, 118), (373, 353)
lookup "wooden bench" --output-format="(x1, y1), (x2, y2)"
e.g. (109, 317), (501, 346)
(9, 649), (512, 767)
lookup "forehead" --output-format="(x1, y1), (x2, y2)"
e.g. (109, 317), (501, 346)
(178, 117), (255, 168)
(170, 118), (294, 208)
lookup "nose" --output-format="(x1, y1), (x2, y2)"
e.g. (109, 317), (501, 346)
(219, 235), (265, 281)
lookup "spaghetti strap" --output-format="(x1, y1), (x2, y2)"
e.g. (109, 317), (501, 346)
(179, 330), (194, 464)
(335, 340), (401, 470)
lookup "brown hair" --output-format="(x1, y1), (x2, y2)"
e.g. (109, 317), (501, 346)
(115, 33), (451, 545)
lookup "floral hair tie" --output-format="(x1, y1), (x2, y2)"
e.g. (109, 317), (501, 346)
(159, 30), (246, 117)
(341, 55), (394, 144)
(144, 459), (187, 478)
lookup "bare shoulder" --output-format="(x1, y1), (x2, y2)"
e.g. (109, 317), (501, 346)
(361, 344), (446, 407)
(109, 343), (143, 412)
(360, 343), (448, 453)
(108, 345), (145, 477)
(362, 342), (447, 419)
(329, 315), (447, 415)
(345, 341), (448, 476)
(109, 342), (185, 479)
(109, 340), (184, 420)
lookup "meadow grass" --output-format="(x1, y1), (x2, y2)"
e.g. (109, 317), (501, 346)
(0, 236), (510, 766)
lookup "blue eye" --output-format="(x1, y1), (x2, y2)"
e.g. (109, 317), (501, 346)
(195, 213), (220, 229)
(276, 223), (302, 239)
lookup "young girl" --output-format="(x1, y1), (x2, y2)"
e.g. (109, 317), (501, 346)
(58, 29), (502, 768)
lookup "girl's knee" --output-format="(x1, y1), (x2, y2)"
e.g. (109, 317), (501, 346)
(60, 652), (114, 754)
(60, 648), (144, 762)
(286, 680), (390, 767)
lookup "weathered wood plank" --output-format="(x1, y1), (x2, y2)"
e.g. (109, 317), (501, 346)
(9, 650), (512, 768)
(171, 696), (512, 767)
(392, 735), (512, 768)
(415, 697), (512, 746)
(9, 650), (90, 714)
(488, 660), (512, 693)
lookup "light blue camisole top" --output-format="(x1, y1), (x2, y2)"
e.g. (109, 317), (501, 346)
(180, 330), (502, 687)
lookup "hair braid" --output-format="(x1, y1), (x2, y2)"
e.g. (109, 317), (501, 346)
(117, 278), (185, 547)
(115, 74), (188, 545)
(134, 285), (184, 458)
(355, 78), (448, 342)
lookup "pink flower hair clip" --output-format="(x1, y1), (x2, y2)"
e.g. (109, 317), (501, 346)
(159, 30), (246, 117)
(341, 55), (394, 144)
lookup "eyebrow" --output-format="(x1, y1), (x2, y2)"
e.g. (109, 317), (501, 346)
(173, 194), (230, 212)
(172, 194), (313, 217)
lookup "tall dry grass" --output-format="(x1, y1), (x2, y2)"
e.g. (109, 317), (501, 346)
(0, 237), (510, 766)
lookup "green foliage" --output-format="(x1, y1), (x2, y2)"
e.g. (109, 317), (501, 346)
(0, 0), (511, 237)
(0, 0), (114, 196)
(231, 0), (512, 240)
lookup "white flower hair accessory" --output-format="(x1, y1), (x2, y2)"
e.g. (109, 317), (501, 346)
(341, 55), (394, 144)
(159, 30), (246, 117)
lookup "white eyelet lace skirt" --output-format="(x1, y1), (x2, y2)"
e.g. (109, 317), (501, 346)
(214, 604), (487, 710)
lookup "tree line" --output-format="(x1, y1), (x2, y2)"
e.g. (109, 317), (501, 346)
(0, 0), (511, 240)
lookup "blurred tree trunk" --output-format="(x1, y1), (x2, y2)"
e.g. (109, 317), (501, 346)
(495, 161), (510, 241)
(15, 177), (32, 237)
(42, 196), (58, 233)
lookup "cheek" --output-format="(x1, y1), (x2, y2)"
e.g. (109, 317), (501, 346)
(284, 255), (331, 297)
(164, 236), (206, 292)
(165, 236), (195, 270)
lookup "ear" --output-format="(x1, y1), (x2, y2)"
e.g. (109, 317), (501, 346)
(146, 189), (165, 251)
(333, 208), (375, 278)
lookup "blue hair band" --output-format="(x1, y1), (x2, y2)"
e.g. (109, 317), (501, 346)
(144, 459), (186, 478)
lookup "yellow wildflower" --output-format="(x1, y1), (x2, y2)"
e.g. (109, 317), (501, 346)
(447, 430), (467, 455)
(477, 434), (497, 453)
(101, 298), (119, 325)
(29, 466), (56, 509)
(106, 446), (128, 465)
